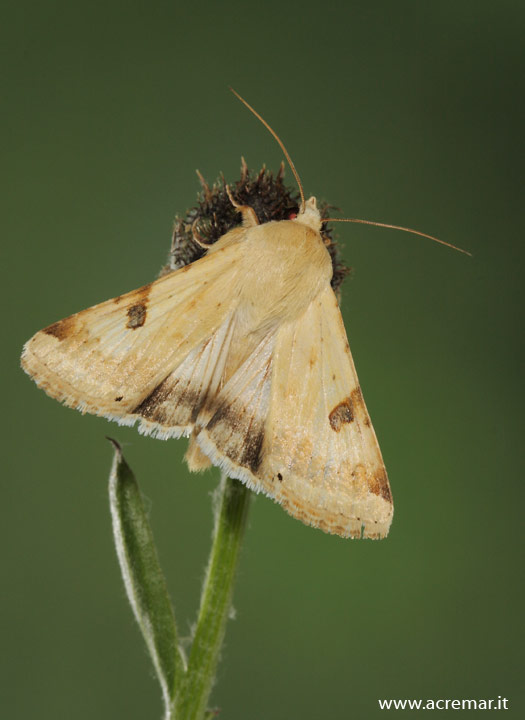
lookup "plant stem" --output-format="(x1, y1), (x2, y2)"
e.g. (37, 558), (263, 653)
(174, 474), (252, 720)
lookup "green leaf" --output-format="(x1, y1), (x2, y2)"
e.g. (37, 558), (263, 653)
(107, 438), (181, 711)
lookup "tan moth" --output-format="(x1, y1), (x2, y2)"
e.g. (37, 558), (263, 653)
(21, 91), (468, 539)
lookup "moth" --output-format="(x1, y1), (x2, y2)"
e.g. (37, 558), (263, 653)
(21, 91), (467, 539)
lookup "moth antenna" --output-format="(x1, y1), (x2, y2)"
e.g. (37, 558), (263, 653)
(324, 217), (471, 256)
(230, 87), (306, 212)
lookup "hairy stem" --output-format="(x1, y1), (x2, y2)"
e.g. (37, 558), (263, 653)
(174, 474), (252, 719)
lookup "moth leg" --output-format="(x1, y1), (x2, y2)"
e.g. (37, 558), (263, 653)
(192, 219), (214, 249)
(185, 432), (212, 471)
(226, 185), (259, 228)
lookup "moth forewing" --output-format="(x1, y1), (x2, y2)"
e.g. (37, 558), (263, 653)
(21, 242), (245, 428)
(206, 284), (392, 540)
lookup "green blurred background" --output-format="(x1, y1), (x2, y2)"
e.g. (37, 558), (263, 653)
(3, 1), (523, 718)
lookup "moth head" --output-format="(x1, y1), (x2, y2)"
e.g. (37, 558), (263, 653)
(294, 196), (322, 232)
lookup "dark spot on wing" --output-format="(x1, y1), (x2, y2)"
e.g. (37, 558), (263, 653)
(277, 472), (283, 482)
(125, 283), (152, 329)
(207, 404), (265, 474)
(205, 404), (226, 430)
(329, 386), (373, 431)
(368, 467), (392, 503)
(43, 315), (77, 341)
(132, 375), (204, 427)
(240, 426), (264, 473)
(115, 396), (123, 402)
(329, 397), (354, 431)
(126, 302), (147, 329)
(133, 378), (172, 420)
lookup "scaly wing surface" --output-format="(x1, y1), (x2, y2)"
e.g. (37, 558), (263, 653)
(22, 244), (243, 436)
(197, 285), (392, 538)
